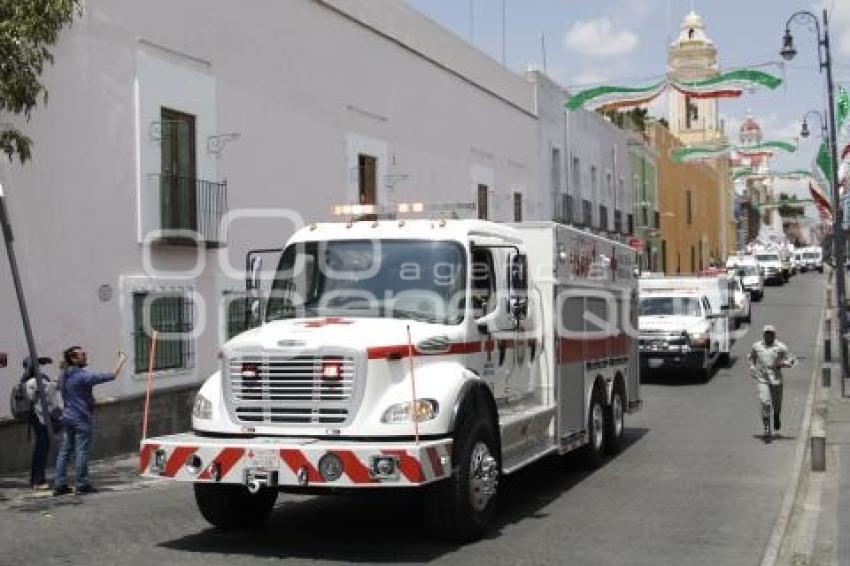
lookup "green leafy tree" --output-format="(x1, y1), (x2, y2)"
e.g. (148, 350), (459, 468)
(0, 0), (80, 163)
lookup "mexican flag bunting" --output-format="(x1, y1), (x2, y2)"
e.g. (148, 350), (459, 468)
(735, 140), (797, 156)
(670, 69), (783, 99)
(837, 86), (849, 131)
(564, 81), (667, 111)
(809, 182), (833, 213)
(671, 143), (731, 163)
(816, 140), (834, 181)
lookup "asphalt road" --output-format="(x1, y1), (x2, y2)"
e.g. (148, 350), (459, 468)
(0, 273), (825, 566)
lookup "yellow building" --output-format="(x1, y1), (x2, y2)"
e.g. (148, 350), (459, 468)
(654, 10), (735, 272)
(649, 121), (733, 274)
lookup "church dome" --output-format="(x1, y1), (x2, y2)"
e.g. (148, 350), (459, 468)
(739, 114), (762, 145)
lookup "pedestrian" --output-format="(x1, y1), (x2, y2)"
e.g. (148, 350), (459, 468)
(749, 325), (796, 443)
(53, 346), (127, 496)
(23, 358), (62, 490)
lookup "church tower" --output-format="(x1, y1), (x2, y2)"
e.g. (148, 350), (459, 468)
(667, 11), (723, 145)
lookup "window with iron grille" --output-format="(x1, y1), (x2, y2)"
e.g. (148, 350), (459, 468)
(614, 210), (622, 234)
(477, 184), (489, 220)
(582, 199), (592, 226)
(513, 192), (523, 222)
(627, 213), (634, 236)
(132, 292), (194, 373)
(686, 190), (693, 225)
(598, 205), (608, 231)
(558, 193), (574, 224)
(654, 210), (661, 229)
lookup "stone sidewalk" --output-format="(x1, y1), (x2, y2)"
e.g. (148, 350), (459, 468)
(0, 452), (159, 513)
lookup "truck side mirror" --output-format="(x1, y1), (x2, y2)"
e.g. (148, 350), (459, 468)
(507, 253), (529, 323)
(247, 256), (263, 292)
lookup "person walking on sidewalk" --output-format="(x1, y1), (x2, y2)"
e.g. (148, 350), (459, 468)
(53, 346), (127, 496)
(23, 358), (62, 490)
(749, 325), (796, 443)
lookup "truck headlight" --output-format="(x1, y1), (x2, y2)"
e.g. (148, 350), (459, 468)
(382, 399), (439, 424)
(689, 332), (710, 348)
(192, 393), (213, 420)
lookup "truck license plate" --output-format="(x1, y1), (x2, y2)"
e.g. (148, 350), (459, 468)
(648, 358), (664, 368)
(245, 448), (279, 470)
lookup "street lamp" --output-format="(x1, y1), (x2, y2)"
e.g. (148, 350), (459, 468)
(799, 110), (827, 140)
(782, 8), (848, 395)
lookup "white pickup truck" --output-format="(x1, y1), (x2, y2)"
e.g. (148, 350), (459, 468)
(638, 275), (732, 381)
(754, 251), (785, 285)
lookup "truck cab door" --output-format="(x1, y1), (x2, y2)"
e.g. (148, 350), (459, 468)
(469, 246), (510, 400)
(505, 251), (533, 401)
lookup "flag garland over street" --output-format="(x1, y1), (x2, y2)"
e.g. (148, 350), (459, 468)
(565, 68), (783, 111)
(671, 139), (797, 163)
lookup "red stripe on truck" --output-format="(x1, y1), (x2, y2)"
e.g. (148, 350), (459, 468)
(163, 446), (197, 478)
(139, 443), (159, 474)
(367, 341), (482, 360)
(558, 334), (632, 364)
(333, 450), (377, 484)
(381, 449), (425, 483)
(198, 447), (245, 481)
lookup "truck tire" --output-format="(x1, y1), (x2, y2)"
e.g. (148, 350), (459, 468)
(425, 406), (500, 542)
(193, 483), (278, 529)
(581, 385), (607, 468)
(604, 381), (625, 455)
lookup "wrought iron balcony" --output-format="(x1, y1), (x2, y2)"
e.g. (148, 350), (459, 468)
(581, 199), (592, 227)
(154, 173), (227, 246)
(599, 205), (608, 232)
(555, 194), (574, 224)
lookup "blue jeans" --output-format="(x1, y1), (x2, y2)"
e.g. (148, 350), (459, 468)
(54, 421), (93, 489)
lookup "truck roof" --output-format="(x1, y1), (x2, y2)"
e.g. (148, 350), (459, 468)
(288, 219), (525, 246)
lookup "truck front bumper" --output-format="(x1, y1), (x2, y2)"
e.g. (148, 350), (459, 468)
(140, 433), (452, 488)
(640, 349), (707, 371)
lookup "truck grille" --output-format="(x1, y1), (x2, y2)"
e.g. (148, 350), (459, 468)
(226, 353), (358, 426)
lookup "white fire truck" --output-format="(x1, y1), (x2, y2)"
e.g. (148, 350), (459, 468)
(140, 213), (641, 540)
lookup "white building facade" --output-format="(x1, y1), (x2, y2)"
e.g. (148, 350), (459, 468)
(0, 0), (633, 416)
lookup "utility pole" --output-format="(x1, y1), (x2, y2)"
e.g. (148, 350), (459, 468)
(0, 183), (53, 434)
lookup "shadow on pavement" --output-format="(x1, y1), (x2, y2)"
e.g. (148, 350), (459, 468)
(159, 428), (649, 562)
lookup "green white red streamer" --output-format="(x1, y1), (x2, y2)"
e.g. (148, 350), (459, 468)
(565, 68), (783, 111)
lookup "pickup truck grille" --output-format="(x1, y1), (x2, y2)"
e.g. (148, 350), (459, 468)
(226, 353), (359, 426)
(639, 331), (688, 350)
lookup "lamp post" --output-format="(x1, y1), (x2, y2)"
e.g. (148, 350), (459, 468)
(800, 110), (828, 141)
(782, 8), (848, 394)
(0, 183), (53, 433)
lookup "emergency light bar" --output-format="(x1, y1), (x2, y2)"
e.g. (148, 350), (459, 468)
(331, 202), (476, 217)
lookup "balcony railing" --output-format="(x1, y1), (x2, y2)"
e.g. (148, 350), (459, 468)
(156, 174), (227, 246)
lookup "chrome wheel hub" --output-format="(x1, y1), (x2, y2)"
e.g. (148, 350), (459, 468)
(592, 403), (605, 450)
(613, 394), (624, 438)
(469, 441), (499, 512)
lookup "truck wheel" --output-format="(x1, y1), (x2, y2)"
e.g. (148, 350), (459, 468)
(604, 383), (625, 455)
(425, 408), (500, 542)
(581, 386), (607, 467)
(193, 483), (278, 529)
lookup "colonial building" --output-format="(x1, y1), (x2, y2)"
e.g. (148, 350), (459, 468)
(0, 0), (635, 421)
(658, 11), (735, 265)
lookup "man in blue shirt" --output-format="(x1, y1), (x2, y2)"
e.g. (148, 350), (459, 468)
(54, 346), (127, 496)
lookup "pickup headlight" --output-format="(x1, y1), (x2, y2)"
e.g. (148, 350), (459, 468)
(382, 399), (439, 424)
(689, 332), (710, 348)
(192, 393), (213, 420)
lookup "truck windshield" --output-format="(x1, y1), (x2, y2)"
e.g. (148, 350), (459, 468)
(804, 253), (820, 259)
(265, 239), (467, 325)
(755, 254), (779, 262)
(639, 297), (702, 317)
(737, 265), (759, 276)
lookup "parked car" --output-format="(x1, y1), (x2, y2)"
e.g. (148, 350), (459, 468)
(729, 277), (751, 328)
(729, 260), (764, 301)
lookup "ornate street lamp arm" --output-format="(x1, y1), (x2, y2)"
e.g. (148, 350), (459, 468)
(785, 10), (826, 68)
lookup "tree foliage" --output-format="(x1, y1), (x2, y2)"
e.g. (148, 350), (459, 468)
(598, 107), (649, 132)
(0, 0), (80, 163)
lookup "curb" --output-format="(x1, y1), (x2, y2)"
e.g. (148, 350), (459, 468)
(758, 281), (827, 566)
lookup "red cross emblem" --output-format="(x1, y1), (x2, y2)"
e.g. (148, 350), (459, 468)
(299, 317), (353, 328)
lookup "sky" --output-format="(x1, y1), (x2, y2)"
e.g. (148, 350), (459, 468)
(406, 0), (850, 206)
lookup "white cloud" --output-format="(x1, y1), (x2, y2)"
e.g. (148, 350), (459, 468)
(563, 18), (639, 57)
